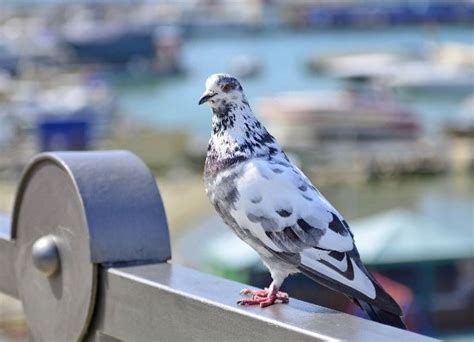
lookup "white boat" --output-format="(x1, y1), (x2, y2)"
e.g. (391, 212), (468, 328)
(307, 44), (474, 97)
(305, 50), (409, 76)
(256, 82), (420, 147)
(391, 62), (474, 97)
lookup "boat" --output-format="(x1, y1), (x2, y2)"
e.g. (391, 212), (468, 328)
(61, 21), (183, 74)
(305, 50), (411, 76)
(391, 61), (474, 97)
(256, 80), (420, 148)
(306, 43), (474, 97)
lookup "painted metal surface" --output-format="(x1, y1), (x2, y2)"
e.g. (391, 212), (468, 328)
(35, 151), (171, 264)
(13, 158), (96, 341)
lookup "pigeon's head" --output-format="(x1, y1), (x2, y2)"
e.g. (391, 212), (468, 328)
(198, 73), (245, 108)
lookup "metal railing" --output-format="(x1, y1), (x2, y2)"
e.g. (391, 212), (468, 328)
(0, 151), (436, 341)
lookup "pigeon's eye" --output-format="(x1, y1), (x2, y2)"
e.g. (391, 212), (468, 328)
(222, 84), (232, 93)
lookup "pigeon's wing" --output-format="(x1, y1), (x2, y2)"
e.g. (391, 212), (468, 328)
(230, 159), (354, 254)
(229, 159), (402, 315)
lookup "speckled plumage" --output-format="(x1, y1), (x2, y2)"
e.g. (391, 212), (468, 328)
(200, 74), (405, 328)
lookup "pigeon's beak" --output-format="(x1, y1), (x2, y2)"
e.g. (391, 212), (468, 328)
(198, 90), (216, 105)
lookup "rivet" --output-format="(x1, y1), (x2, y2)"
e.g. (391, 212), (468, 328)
(32, 235), (60, 277)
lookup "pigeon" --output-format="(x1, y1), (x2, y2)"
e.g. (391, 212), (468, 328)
(199, 73), (406, 329)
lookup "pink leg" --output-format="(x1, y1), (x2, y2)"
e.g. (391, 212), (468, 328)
(238, 285), (289, 307)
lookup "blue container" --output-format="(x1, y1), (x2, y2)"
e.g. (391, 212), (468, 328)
(37, 117), (91, 151)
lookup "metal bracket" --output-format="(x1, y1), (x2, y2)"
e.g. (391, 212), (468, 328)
(0, 151), (170, 341)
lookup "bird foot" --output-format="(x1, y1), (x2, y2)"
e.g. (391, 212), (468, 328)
(238, 287), (289, 307)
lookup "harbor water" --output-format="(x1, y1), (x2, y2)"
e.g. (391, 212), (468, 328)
(115, 25), (473, 138)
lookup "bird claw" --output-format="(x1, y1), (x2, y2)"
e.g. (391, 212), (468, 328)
(239, 288), (268, 297)
(240, 288), (288, 299)
(238, 287), (289, 307)
(237, 295), (289, 307)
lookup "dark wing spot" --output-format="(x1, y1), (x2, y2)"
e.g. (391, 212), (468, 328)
(328, 250), (345, 261)
(317, 253), (354, 281)
(260, 132), (275, 144)
(276, 209), (292, 217)
(297, 219), (313, 233)
(268, 147), (278, 155)
(266, 227), (305, 252)
(328, 212), (349, 236)
(247, 213), (259, 223)
(250, 195), (262, 204)
(342, 220), (354, 238)
(293, 220), (325, 246)
(298, 184), (307, 192)
(261, 217), (277, 230)
(302, 194), (313, 201)
(247, 213), (277, 231)
(272, 168), (283, 174)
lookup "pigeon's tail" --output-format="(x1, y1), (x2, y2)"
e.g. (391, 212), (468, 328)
(295, 246), (407, 329)
(354, 299), (407, 330)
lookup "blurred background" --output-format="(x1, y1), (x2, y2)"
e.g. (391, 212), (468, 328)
(0, 0), (472, 340)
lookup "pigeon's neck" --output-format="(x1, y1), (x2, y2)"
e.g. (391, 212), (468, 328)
(205, 99), (285, 177)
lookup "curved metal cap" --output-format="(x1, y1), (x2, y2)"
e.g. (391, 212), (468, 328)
(12, 150), (171, 264)
(48, 150), (171, 264)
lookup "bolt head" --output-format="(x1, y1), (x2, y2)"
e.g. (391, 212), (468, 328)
(32, 235), (60, 277)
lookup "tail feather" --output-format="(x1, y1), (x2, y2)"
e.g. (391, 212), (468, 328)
(355, 299), (407, 330)
(270, 245), (408, 329)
